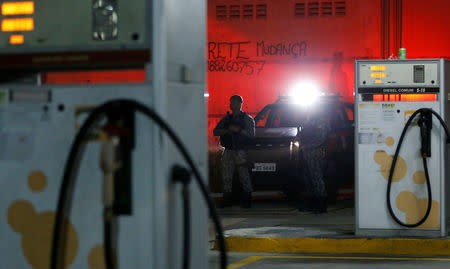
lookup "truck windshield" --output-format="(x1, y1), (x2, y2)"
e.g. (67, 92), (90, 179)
(256, 105), (307, 128)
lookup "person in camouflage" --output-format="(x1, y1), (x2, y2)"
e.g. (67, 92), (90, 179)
(298, 108), (331, 213)
(213, 95), (255, 208)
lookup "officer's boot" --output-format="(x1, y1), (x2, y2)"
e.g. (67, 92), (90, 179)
(219, 192), (233, 208)
(311, 197), (327, 214)
(297, 195), (312, 212)
(241, 192), (252, 208)
(320, 197), (328, 213)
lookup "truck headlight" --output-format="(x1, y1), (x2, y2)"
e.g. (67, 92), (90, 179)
(289, 81), (321, 106)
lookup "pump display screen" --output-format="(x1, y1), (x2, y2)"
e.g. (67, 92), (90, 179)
(1, 2), (34, 41)
(358, 61), (439, 87)
(0, 0), (150, 68)
(1, 2), (34, 16)
(414, 65), (425, 83)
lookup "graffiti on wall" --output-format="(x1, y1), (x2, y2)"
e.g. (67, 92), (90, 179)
(207, 58), (265, 75)
(207, 40), (307, 75)
(256, 41), (307, 58)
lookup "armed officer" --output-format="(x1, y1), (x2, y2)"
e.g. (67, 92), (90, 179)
(298, 108), (331, 213)
(213, 95), (255, 208)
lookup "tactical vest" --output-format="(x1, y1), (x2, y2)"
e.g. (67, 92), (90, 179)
(220, 112), (250, 149)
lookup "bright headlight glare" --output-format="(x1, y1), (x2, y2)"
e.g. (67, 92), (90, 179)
(288, 81), (320, 106)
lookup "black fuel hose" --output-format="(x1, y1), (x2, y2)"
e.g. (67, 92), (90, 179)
(387, 108), (450, 227)
(181, 184), (191, 269)
(104, 212), (115, 269)
(51, 99), (227, 269)
(171, 164), (192, 269)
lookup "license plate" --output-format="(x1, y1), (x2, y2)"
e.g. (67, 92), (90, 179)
(252, 163), (276, 172)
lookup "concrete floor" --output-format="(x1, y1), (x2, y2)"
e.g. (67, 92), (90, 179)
(209, 252), (450, 269)
(209, 196), (355, 244)
(208, 196), (450, 268)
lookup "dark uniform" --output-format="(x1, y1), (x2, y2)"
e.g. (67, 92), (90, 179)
(213, 111), (255, 206)
(299, 114), (331, 213)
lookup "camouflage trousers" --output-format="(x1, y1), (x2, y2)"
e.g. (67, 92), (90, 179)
(222, 149), (253, 193)
(302, 147), (327, 199)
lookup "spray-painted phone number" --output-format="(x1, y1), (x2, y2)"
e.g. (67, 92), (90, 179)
(207, 59), (266, 75)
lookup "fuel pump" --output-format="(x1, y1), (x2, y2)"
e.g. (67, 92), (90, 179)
(0, 0), (215, 268)
(355, 59), (450, 237)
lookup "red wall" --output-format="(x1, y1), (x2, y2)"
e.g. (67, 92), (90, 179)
(207, 0), (380, 115)
(402, 0), (450, 59)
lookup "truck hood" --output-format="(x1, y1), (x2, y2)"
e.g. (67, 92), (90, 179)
(255, 127), (298, 138)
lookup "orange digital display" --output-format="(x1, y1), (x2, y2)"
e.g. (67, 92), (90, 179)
(371, 73), (386, 78)
(370, 65), (386, 71)
(1, 18), (34, 32)
(372, 94), (437, 102)
(1, 1), (34, 15)
(9, 34), (24, 44)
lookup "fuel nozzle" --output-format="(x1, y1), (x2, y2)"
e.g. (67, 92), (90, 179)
(102, 107), (135, 216)
(418, 111), (432, 158)
(100, 136), (121, 211)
